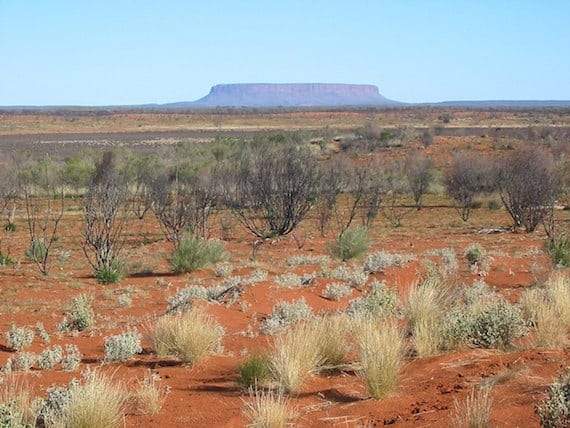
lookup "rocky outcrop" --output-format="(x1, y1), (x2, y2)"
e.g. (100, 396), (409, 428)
(180, 83), (400, 107)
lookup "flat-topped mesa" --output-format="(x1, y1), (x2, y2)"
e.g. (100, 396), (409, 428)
(189, 83), (400, 107)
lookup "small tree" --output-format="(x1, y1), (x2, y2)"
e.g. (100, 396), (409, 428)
(219, 143), (318, 238)
(122, 152), (160, 220)
(381, 160), (412, 227)
(445, 152), (492, 221)
(331, 160), (383, 234)
(315, 159), (347, 237)
(497, 147), (559, 232)
(150, 167), (216, 245)
(62, 154), (95, 197)
(19, 156), (66, 275)
(82, 152), (129, 282)
(404, 151), (433, 210)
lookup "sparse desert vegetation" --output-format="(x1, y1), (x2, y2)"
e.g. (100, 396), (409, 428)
(0, 109), (568, 426)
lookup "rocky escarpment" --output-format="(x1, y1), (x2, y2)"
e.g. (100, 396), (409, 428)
(178, 83), (400, 107)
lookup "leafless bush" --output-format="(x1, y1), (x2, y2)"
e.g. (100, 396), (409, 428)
(497, 146), (559, 232)
(19, 156), (66, 275)
(219, 143), (318, 238)
(0, 160), (19, 257)
(404, 151), (434, 209)
(357, 161), (386, 228)
(315, 159), (347, 236)
(445, 152), (494, 221)
(82, 151), (129, 278)
(381, 160), (412, 227)
(327, 160), (385, 234)
(123, 153), (160, 220)
(150, 167), (216, 244)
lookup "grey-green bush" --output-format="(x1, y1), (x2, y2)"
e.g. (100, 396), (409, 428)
(347, 282), (398, 318)
(537, 369), (570, 428)
(104, 330), (142, 362)
(58, 294), (95, 332)
(260, 299), (313, 335)
(5, 324), (34, 351)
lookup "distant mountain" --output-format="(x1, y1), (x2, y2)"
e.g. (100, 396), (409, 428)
(165, 83), (402, 108)
(2, 84), (570, 110)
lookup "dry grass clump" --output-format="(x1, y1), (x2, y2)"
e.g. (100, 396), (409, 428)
(356, 319), (404, 399)
(270, 322), (323, 394)
(452, 386), (493, 428)
(405, 274), (452, 357)
(244, 388), (295, 428)
(313, 314), (351, 368)
(0, 376), (37, 427)
(130, 371), (169, 416)
(152, 307), (223, 365)
(546, 272), (570, 327)
(520, 272), (570, 348)
(49, 371), (126, 428)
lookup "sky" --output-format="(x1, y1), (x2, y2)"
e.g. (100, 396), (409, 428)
(1, 0), (569, 105)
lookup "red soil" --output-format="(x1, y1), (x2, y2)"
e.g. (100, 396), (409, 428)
(0, 196), (568, 426)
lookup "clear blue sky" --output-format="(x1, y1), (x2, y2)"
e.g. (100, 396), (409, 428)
(1, 0), (569, 105)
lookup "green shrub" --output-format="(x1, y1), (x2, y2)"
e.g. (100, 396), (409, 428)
(237, 355), (272, 388)
(468, 299), (526, 349)
(26, 240), (47, 263)
(171, 235), (226, 273)
(547, 236), (570, 267)
(465, 244), (485, 266)
(487, 199), (501, 211)
(0, 252), (14, 267)
(4, 222), (16, 232)
(537, 369), (570, 428)
(440, 309), (473, 350)
(329, 227), (369, 261)
(95, 260), (125, 284)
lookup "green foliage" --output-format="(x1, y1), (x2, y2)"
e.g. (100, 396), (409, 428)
(465, 244), (485, 266)
(95, 259), (125, 284)
(0, 252), (15, 267)
(487, 199), (501, 210)
(4, 222), (16, 232)
(468, 299), (526, 349)
(537, 369), (570, 428)
(25, 240), (47, 263)
(439, 283), (526, 351)
(170, 234), (226, 274)
(329, 227), (369, 261)
(547, 236), (570, 267)
(237, 355), (272, 388)
(63, 155), (95, 193)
